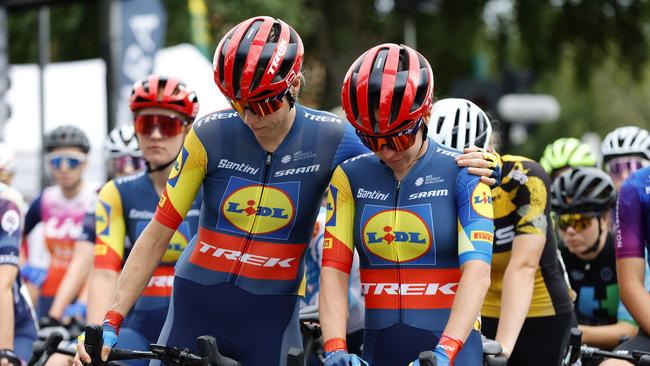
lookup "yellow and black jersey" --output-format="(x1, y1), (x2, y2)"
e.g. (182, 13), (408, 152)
(482, 154), (575, 318)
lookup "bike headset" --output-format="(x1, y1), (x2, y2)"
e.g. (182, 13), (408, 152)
(428, 98), (492, 150)
(540, 137), (598, 177)
(213, 16), (304, 110)
(129, 74), (200, 173)
(550, 167), (617, 254)
(341, 42), (434, 153)
(601, 125), (650, 163)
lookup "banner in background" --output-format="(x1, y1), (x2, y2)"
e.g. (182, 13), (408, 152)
(115, 0), (166, 127)
(188, 0), (211, 59)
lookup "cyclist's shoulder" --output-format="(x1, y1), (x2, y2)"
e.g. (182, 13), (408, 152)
(501, 154), (550, 185)
(624, 166), (650, 190)
(339, 152), (377, 171)
(112, 170), (148, 189)
(0, 183), (25, 209)
(428, 139), (463, 161)
(295, 104), (346, 126)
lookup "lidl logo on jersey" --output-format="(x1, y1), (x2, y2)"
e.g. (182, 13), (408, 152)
(361, 205), (435, 264)
(168, 147), (189, 188)
(325, 186), (337, 227)
(96, 200), (111, 237)
(217, 176), (299, 240)
(471, 184), (494, 219)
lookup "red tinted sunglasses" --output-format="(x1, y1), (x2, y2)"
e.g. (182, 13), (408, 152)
(228, 91), (290, 117)
(356, 119), (423, 152)
(134, 115), (188, 137)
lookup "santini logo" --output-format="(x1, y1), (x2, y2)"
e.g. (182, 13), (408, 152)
(357, 188), (389, 201)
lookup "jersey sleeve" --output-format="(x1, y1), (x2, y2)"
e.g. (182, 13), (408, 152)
(455, 169), (493, 265)
(513, 162), (550, 237)
(78, 206), (96, 244)
(322, 166), (356, 274)
(615, 179), (645, 259)
(94, 181), (126, 272)
(155, 126), (208, 230)
(22, 193), (42, 238)
(331, 123), (370, 169)
(0, 197), (23, 268)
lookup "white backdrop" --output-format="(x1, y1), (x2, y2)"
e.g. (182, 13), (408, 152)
(4, 43), (229, 199)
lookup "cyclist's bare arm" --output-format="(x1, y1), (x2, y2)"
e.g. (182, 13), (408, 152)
(0, 265), (16, 349)
(580, 322), (638, 350)
(617, 258), (650, 334)
(48, 240), (94, 319)
(86, 269), (119, 324)
(443, 260), (491, 341)
(496, 234), (544, 357)
(319, 267), (351, 342)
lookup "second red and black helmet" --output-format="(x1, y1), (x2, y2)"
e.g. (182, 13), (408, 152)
(341, 43), (434, 136)
(129, 75), (200, 121)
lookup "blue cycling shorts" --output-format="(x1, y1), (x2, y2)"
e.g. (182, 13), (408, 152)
(362, 324), (483, 366)
(156, 278), (302, 366)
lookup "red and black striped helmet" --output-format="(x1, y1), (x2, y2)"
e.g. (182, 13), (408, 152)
(341, 43), (434, 136)
(213, 16), (304, 102)
(129, 75), (200, 121)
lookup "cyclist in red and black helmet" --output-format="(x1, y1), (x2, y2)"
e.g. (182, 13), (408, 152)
(320, 43), (493, 366)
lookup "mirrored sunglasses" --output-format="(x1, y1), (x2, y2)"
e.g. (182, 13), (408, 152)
(134, 114), (188, 137)
(48, 154), (86, 170)
(228, 91), (288, 117)
(557, 213), (596, 232)
(112, 155), (145, 175)
(356, 119), (423, 152)
(605, 156), (647, 178)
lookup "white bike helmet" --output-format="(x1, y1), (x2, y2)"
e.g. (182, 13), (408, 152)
(105, 124), (141, 158)
(428, 98), (492, 150)
(601, 126), (650, 162)
(0, 142), (16, 176)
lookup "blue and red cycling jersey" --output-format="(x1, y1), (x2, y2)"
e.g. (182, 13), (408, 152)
(322, 139), (493, 365)
(94, 171), (201, 343)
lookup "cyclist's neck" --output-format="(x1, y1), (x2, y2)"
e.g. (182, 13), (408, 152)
(254, 106), (296, 153)
(149, 166), (172, 197)
(60, 180), (83, 199)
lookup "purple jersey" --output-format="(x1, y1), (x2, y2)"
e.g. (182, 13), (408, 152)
(615, 166), (650, 261)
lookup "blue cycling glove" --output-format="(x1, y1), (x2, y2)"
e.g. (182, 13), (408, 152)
(324, 350), (368, 366)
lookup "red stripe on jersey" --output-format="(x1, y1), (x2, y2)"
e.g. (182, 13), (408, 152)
(141, 266), (175, 297)
(321, 232), (353, 274)
(154, 189), (184, 230)
(93, 239), (123, 272)
(188, 228), (305, 280)
(360, 268), (461, 310)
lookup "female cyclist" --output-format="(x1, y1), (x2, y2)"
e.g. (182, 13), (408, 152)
(320, 44), (494, 366)
(82, 75), (202, 365)
(429, 98), (576, 366)
(551, 168), (637, 356)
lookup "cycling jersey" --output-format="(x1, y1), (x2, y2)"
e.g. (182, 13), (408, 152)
(95, 171), (201, 344)
(482, 154), (574, 318)
(0, 183), (37, 361)
(22, 183), (98, 316)
(322, 139), (493, 365)
(153, 105), (368, 365)
(561, 235), (635, 325)
(616, 165), (650, 264)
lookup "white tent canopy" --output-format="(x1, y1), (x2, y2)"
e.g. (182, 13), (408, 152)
(4, 43), (229, 199)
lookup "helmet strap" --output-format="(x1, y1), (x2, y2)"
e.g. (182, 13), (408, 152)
(580, 217), (603, 255)
(145, 147), (180, 174)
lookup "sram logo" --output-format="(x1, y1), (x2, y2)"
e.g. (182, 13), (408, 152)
(495, 225), (515, 245)
(197, 242), (295, 268)
(408, 189), (448, 200)
(361, 282), (457, 296)
(274, 164), (320, 177)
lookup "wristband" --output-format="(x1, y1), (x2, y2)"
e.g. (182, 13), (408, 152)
(103, 310), (124, 335)
(323, 337), (347, 353)
(436, 334), (464, 362)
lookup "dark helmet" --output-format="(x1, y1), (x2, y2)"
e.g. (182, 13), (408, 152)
(129, 75), (200, 122)
(213, 16), (304, 102)
(44, 125), (90, 154)
(341, 43), (434, 136)
(551, 167), (617, 215)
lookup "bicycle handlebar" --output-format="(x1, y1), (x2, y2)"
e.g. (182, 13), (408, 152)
(83, 324), (241, 366)
(28, 331), (64, 366)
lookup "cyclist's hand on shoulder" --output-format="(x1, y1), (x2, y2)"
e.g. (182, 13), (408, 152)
(0, 349), (21, 366)
(323, 350), (368, 366)
(455, 146), (501, 188)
